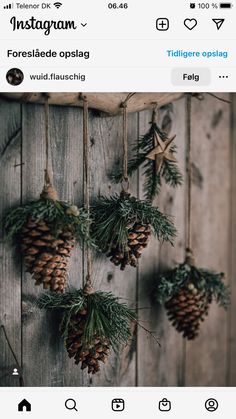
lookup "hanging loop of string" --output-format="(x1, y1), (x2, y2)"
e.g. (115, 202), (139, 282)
(44, 96), (51, 187)
(82, 96), (93, 294)
(120, 102), (129, 193)
(40, 95), (58, 201)
(151, 103), (158, 124)
(120, 93), (136, 193)
(185, 94), (195, 266)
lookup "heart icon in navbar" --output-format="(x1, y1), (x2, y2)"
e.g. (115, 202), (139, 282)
(184, 18), (198, 30)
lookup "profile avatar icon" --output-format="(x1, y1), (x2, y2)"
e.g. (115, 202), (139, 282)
(205, 398), (219, 412)
(12, 368), (19, 376)
(6, 68), (24, 86)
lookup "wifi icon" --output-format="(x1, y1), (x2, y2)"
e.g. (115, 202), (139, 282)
(54, 2), (62, 8)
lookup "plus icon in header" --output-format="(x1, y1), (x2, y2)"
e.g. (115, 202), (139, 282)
(156, 18), (169, 31)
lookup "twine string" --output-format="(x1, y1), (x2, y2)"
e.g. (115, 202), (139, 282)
(152, 104), (160, 175)
(151, 103), (158, 124)
(82, 96), (92, 292)
(44, 96), (51, 187)
(122, 103), (128, 184)
(120, 94), (136, 193)
(40, 95), (58, 201)
(186, 94), (195, 265)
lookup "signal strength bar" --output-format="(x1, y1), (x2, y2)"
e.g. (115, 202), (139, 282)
(3, 3), (13, 8)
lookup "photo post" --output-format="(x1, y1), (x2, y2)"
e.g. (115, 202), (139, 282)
(0, 1), (235, 417)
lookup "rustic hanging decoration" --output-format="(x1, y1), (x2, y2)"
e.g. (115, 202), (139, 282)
(112, 105), (183, 202)
(155, 95), (230, 340)
(38, 97), (138, 375)
(91, 98), (177, 270)
(3, 97), (89, 293)
(38, 288), (136, 374)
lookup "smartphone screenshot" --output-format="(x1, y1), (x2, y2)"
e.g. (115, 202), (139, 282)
(0, 0), (235, 417)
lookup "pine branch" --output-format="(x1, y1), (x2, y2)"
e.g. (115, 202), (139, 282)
(91, 192), (177, 252)
(111, 121), (183, 201)
(155, 261), (230, 308)
(38, 289), (136, 351)
(162, 159), (183, 188)
(3, 198), (90, 244)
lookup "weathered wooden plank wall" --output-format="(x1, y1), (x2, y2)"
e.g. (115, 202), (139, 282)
(0, 94), (235, 387)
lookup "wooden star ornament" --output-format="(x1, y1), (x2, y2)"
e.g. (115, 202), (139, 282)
(146, 132), (177, 173)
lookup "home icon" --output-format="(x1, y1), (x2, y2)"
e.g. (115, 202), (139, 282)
(18, 399), (31, 412)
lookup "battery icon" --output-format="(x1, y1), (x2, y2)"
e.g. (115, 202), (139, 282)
(219, 2), (232, 7)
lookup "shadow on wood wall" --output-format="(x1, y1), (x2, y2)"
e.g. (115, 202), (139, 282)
(0, 93), (236, 386)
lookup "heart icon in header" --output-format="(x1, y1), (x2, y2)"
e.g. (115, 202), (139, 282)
(184, 18), (198, 30)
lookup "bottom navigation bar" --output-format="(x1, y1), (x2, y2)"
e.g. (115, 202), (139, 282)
(0, 387), (234, 418)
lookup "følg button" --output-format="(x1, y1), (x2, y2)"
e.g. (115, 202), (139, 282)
(171, 68), (211, 85)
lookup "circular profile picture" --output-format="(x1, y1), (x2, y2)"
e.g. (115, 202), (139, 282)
(205, 398), (219, 412)
(6, 68), (24, 86)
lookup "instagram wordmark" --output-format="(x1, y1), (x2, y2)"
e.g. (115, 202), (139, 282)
(10, 16), (77, 36)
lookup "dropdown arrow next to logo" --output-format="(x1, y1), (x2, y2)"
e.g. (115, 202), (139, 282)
(81, 23), (87, 27)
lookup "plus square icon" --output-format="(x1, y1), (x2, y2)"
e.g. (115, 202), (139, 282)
(156, 18), (169, 31)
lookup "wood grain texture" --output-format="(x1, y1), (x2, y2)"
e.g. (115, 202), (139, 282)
(0, 99), (22, 386)
(228, 93), (236, 385)
(49, 105), (84, 386)
(185, 94), (231, 386)
(21, 104), (84, 386)
(85, 111), (138, 386)
(137, 101), (187, 386)
(0, 95), (236, 387)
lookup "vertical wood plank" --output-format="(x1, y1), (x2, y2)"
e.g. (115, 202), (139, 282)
(185, 94), (231, 386)
(137, 101), (186, 386)
(228, 93), (236, 385)
(49, 105), (84, 386)
(0, 99), (22, 386)
(21, 104), (84, 386)
(84, 111), (138, 386)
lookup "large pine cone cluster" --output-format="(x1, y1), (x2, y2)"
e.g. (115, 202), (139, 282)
(66, 308), (110, 374)
(108, 222), (151, 270)
(165, 282), (212, 340)
(20, 217), (75, 292)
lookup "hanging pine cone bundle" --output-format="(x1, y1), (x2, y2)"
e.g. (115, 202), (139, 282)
(4, 185), (89, 292)
(155, 251), (230, 340)
(38, 287), (136, 374)
(91, 191), (176, 270)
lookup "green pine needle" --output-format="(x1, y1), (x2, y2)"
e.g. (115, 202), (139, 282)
(155, 261), (230, 309)
(38, 289), (136, 351)
(3, 198), (90, 243)
(111, 122), (183, 202)
(91, 192), (177, 252)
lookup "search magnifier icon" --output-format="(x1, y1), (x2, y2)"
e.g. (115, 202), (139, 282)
(65, 398), (78, 412)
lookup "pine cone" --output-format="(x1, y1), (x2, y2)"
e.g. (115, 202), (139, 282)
(20, 218), (75, 292)
(66, 308), (110, 374)
(108, 222), (151, 270)
(165, 282), (212, 340)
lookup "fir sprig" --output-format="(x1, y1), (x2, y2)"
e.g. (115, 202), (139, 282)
(91, 192), (177, 252)
(38, 289), (136, 351)
(112, 121), (183, 202)
(3, 198), (90, 243)
(155, 261), (230, 309)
